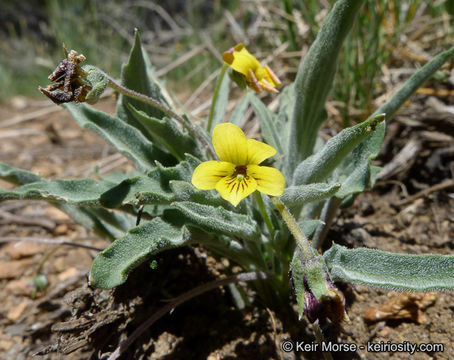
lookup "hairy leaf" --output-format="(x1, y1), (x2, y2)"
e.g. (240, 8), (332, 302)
(89, 216), (193, 288)
(65, 103), (174, 170)
(100, 155), (200, 207)
(281, 183), (341, 207)
(0, 178), (115, 206)
(229, 95), (249, 127)
(172, 201), (260, 240)
(117, 29), (167, 121)
(324, 244), (454, 291)
(293, 114), (385, 186)
(127, 104), (202, 160)
(248, 93), (284, 156)
(0, 163), (129, 240)
(288, 0), (365, 173)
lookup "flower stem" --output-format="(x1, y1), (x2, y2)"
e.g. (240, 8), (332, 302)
(271, 197), (314, 263)
(207, 64), (228, 133)
(98, 68), (216, 159)
(254, 192), (275, 239)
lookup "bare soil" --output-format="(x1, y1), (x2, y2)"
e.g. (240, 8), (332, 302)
(0, 93), (453, 360)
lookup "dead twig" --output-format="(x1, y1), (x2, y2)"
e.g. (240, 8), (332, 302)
(376, 138), (422, 181)
(107, 271), (271, 360)
(0, 236), (105, 252)
(395, 180), (454, 207)
(0, 209), (56, 231)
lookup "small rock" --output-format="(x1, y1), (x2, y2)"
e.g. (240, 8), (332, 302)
(58, 267), (79, 282)
(0, 259), (32, 279)
(5, 278), (33, 296)
(6, 299), (29, 321)
(54, 224), (69, 235)
(4, 242), (48, 260)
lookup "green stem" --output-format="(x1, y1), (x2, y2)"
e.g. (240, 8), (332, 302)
(271, 197), (314, 263)
(207, 64), (228, 133)
(99, 68), (216, 159)
(254, 192), (275, 239)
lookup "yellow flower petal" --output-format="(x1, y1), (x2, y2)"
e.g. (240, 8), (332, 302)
(215, 175), (257, 207)
(212, 123), (248, 165)
(192, 161), (235, 190)
(222, 43), (261, 80)
(246, 139), (277, 165)
(247, 165), (285, 196)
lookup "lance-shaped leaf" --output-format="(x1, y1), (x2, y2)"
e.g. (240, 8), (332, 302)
(89, 216), (193, 289)
(117, 29), (167, 121)
(372, 46), (454, 120)
(100, 156), (200, 208)
(287, 0), (365, 174)
(0, 163), (41, 185)
(0, 163), (128, 240)
(127, 104), (202, 160)
(335, 46), (454, 200)
(171, 201), (260, 240)
(281, 183), (341, 207)
(0, 178), (116, 206)
(248, 93), (284, 156)
(210, 67), (231, 131)
(324, 244), (454, 291)
(293, 114), (385, 186)
(169, 180), (233, 209)
(65, 103), (174, 170)
(229, 95), (250, 127)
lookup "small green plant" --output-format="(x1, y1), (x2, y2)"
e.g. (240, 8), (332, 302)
(1, 0), (453, 355)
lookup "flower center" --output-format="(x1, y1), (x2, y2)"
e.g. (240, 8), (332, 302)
(234, 165), (247, 181)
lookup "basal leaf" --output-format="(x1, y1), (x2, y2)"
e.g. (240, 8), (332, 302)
(288, 0), (365, 174)
(0, 163), (41, 185)
(324, 244), (454, 291)
(127, 103), (202, 160)
(64, 103), (175, 170)
(89, 217), (193, 288)
(172, 201), (260, 240)
(0, 178), (115, 206)
(100, 155), (200, 207)
(293, 114), (385, 186)
(248, 93), (284, 156)
(229, 95), (249, 127)
(281, 183), (341, 207)
(0, 163), (128, 240)
(117, 29), (167, 120)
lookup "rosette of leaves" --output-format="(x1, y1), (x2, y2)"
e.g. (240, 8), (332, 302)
(1, 0), (453, 316)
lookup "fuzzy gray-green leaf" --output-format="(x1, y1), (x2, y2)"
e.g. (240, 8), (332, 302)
(172, 201), (260, 240)
(281, 183), (341, 207)
(0, 163), (41, 185)
(100, 156), (199, 207)
(372, 46), (454, 120)
(229, 95), (250, 127)
(89, 217), (192, 288)
(117, 29), (167, 120)
(65, 103), (176, 170)
(288, 0), (365, 174)
(127, 104), (202, 160)
(293, 114), (385, 186)
(248, 93), (283, 155)
(324, 244), (454, 291)
(0, 178), (115, 206)
(0, 163), (129, 240)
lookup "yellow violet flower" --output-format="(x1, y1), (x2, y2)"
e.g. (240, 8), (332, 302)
(192, 123), (285, 207)
(222, 43), (282, 94)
